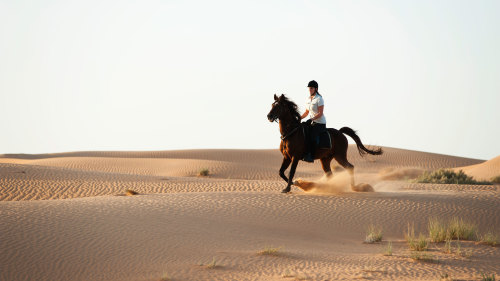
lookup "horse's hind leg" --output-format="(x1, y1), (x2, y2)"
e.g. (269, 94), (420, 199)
(334, 155), (355, 189)
(320, 156), (334, 179)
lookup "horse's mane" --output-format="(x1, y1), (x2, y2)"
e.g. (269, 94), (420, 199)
(280, 95), (301, 122)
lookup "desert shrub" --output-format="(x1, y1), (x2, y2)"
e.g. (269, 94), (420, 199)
(414, 169), (491, 185)
(198, 168), (209, 176)
(491, 175), (500, 184)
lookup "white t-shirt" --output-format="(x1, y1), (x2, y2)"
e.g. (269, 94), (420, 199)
(306, 93), (326, 124)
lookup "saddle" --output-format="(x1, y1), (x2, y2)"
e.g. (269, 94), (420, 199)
(302, 123), (334, 149)
(317, 129), (332, 149)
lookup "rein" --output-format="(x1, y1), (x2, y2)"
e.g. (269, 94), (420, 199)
(279, 122), (302, 141)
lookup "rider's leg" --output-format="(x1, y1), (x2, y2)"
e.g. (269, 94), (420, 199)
(309, 123), (325, 160)
(310, 124), (319, 158)
(303, 124), (314, 162)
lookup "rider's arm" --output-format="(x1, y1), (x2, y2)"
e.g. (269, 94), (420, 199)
(300, 110), (309, 120)
(310, 105), (324, 121)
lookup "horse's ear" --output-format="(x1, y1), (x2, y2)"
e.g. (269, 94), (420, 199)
(280, 93), (284, 99)
(274, 94), (278, 101)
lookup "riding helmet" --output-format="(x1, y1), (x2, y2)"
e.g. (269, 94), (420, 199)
(307, 80), (318, 88)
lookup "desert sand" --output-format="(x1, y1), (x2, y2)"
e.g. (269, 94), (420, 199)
(0, 145), (499, 281)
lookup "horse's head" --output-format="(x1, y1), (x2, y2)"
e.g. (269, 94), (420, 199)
(267, 94), (285, 122)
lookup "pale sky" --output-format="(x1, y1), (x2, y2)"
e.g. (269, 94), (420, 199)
(1, 0), (499, 160)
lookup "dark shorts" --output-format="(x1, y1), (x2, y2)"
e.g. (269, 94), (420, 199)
(311, 123), (326, 135)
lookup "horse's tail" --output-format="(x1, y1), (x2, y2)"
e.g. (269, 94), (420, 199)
(339, 127), (383, 156)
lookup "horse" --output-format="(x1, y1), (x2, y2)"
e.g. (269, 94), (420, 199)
(267, 94), (383, 193)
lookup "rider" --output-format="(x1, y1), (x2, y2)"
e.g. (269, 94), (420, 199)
(300, 80), (327, 163)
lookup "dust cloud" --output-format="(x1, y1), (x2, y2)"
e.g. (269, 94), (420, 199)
(293, 171), (374, 194)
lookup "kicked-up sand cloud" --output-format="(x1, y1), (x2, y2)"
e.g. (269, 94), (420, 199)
(293, 171), (374, 193)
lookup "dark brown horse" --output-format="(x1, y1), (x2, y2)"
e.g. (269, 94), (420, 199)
(267, 94), (383, 193)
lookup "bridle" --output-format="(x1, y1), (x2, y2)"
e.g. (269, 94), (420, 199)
(270, 100), (302, 141)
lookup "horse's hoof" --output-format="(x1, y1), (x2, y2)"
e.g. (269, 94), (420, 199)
(281, 188), (291, 193)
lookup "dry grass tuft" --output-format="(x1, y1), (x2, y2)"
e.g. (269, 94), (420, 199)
(480, 273), (496, 281)
(428, 217), (448, 242)
(382, 241), (392, 256)
(405, 224), (428, 251)
(409, 251), (439, 263)
(480, 232), (498, 247)
(440, 238), (473, 258)
(281, 268), (295, 278)
(365, 224), (383, 243)
(442, 239), (453, 254)
(205, 257), (220, 269)
(428, 217), (478, 241)
(198, 257), (221, 269)
(294, 273), (311, 280)
(258, 246), (282, 256)
(454, 239), (473, 258)
(440, 273), (454, 281)
(447, 217), (478, 240)
(159, 273), (172, 281)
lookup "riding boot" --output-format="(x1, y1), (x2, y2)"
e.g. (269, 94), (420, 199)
(303, 151), (314, 163)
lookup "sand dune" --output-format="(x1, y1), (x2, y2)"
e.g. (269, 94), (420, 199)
(1, 145), (484, 174)
(0, 146), (484, 201)
(454, 155), (500, 181)
(0, 147), (498, 280)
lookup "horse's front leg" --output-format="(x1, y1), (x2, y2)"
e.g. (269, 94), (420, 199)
(279, 157), (291, 183)
(282, 157), (299, 193)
